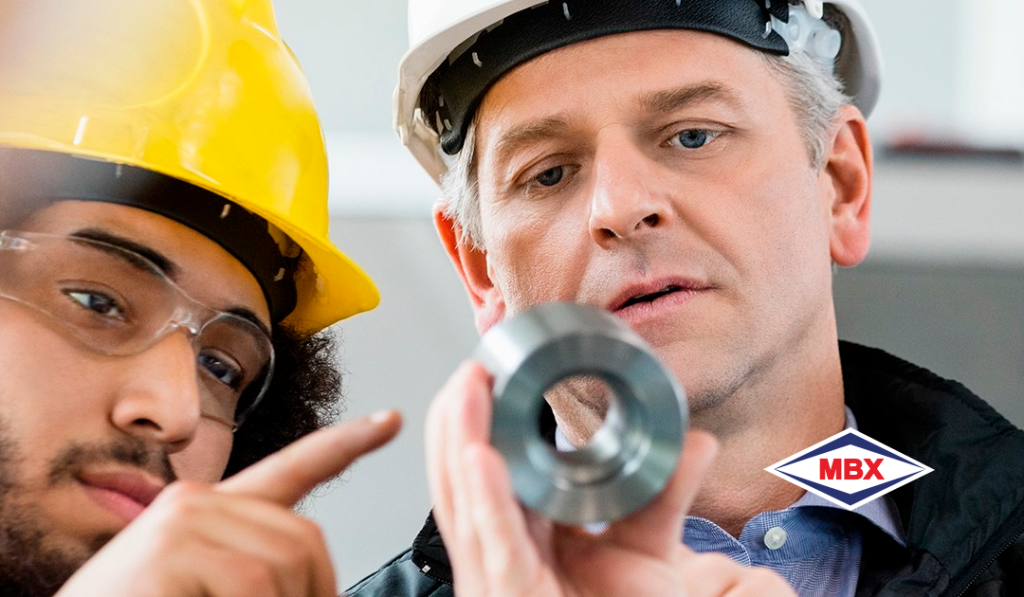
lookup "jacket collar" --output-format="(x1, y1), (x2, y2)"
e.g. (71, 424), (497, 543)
(839, 341), (1024, 592)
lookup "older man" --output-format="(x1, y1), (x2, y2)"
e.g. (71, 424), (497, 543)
(350, 1), (1024, 596)
(0, 1), (401, 595)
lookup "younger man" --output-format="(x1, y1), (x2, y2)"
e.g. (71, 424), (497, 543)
(0, 1), (399, 595)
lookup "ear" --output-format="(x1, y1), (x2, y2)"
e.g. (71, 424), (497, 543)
(824, 104), (873, 267)
(433, 202), (506, 333)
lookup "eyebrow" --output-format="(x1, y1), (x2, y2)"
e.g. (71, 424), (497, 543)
(490, 84), (744, 171)
(638, 82), (745, 115)
(71, 228), (273, 335)
(226, 306), (272, 338)
(492, 115), (573, 172)
(70, 228), (179, 280)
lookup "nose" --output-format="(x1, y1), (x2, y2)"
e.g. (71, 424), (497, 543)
(588, 133), (674, 247)
(109, 330), (203, 452)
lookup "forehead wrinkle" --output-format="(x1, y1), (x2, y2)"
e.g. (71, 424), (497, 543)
(638, 82), (747, 116)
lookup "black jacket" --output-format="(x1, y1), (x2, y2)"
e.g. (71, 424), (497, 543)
(347, 342), (1024, 597)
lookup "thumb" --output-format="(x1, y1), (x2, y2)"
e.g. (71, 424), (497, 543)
(217, 410), (402, 506)
(604, 429), (718, 556)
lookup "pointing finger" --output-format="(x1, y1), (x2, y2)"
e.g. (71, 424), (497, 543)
(218, 410), (402, 506)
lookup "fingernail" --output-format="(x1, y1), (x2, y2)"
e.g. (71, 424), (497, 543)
(369, 409), (395, 424)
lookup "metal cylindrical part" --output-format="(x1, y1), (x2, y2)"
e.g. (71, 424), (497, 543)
(475, 302), (687, 525)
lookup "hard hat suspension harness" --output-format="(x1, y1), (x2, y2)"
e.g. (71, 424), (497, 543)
(0, 147), (297, 323)
(425, 0), (800, 156)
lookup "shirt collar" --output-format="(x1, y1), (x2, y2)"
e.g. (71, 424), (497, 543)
(554, 406), (906, 545)
(791, 407), (906, 545)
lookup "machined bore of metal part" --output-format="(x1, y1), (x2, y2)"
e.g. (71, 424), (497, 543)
(475, 302), (687, 525)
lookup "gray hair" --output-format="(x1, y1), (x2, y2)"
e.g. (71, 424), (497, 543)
(441, 32), (852, 250)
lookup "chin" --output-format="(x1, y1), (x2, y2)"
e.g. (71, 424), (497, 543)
(660, 346), (749, 412)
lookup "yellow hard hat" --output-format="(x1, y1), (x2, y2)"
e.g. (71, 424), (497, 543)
(0, 0), (379, 332)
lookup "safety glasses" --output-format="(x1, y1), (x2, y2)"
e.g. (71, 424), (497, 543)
(0, 230), (274, 430)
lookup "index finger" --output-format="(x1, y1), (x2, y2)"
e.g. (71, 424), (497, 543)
(218, 410), (402, 506)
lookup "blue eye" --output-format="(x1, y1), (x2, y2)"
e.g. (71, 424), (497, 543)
(671, 129), (718, 149)
(198, 352), (243, 390)
(535, 166), (565, 187)
(66, 291), (125, 319)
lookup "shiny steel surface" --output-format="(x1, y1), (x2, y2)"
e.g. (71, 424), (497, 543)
(476, 302), (687, 524)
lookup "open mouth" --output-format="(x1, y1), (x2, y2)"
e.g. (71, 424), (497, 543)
(607, 277), (712, 317)
(619, 285), (683, 309)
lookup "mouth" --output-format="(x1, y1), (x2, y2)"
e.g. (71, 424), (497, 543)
(608, 278), (710, 313)
(619, 285), (685, 309)
(77, 470), (165, 523)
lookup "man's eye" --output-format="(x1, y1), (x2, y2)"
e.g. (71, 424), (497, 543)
(670, 129), (719, 149)
(66, 291), (125, 319)
(198, 351), (244, 390)
(535, 166), (565, 187)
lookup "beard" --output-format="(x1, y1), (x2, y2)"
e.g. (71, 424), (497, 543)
(0, 425), (175, 597)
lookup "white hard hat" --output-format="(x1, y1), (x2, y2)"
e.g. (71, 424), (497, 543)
(395, 0), (883, 184)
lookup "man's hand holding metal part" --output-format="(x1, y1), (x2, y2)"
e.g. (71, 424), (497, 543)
(425, 361), (797, 597)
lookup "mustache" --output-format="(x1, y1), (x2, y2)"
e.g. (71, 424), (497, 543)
(46, 438), (176, 487)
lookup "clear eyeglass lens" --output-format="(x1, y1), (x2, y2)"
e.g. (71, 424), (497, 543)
(0, 232), (274, 427)
(195, 315), (274, 424)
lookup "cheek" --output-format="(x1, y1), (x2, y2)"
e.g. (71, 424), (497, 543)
(0, 314), (106, 430)
(766, 181), (832, 277)
(713, 160), (828, 272)
(169, 428), (233, 482)
(0, 346), (85, 496)
(0, 417), (49, 492)
(723, 169), (834, 320)
(483, 201), (590, 311)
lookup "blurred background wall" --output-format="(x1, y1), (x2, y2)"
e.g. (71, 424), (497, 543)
(272, 0), (1024, 589)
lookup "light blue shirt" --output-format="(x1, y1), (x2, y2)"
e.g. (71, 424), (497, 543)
(556, 408), (905, 596)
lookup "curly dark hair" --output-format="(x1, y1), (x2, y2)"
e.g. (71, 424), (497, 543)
(222, 325), (344, 477)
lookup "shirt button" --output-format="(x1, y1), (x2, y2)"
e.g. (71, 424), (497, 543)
(764, 526), (787, 550)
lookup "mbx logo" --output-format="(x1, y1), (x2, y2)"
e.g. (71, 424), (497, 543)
(765, 429), (933, 510)
(819, 457), (883, 480)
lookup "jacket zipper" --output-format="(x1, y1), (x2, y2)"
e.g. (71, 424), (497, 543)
(950, 515), (1024, 597)
(416, 562), (453, 587)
